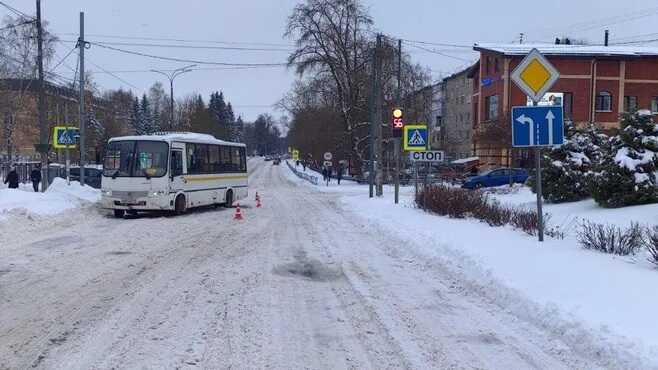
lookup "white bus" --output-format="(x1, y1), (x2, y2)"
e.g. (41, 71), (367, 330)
(101, 132), (248, 218)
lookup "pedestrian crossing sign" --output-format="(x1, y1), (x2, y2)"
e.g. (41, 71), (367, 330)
(53, 126), (79, 149)
(403, 124), (428, 152)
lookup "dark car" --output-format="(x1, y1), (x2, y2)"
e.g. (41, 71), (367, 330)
(273, 157), (281, 165)
(462, 168), (529, 189)
(69, 167), (103, 188)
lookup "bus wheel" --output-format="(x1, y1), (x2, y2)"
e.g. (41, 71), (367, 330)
(224, 190), (233, 208)
(113, 209), (125, 218)
(175, 194), (187, 215)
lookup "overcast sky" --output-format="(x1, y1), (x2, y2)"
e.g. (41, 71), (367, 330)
(4, 0), (658, 121)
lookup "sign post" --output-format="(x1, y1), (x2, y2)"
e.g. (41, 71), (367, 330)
(403, 124), (428, 202)
(53, 126), (79, 186)
(510, 48), (562, 242)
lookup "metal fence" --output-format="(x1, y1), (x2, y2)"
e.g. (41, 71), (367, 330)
(286, 160), (319, 185)
(1, 162), (69, 186)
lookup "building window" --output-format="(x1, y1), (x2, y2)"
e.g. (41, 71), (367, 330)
(486, 57), (491, 74)
(595, 91), (612, 112)
(652, 97), (658, 113)
(494, 58), (500, 73)
(485, 95), (498, 121)
(563, 92), (573, 119)
(624, 96), (638, 112)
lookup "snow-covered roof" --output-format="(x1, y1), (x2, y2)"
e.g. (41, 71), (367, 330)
(451, 156), (479, 164)
(474, 43), (658, 57)
(109, 132), (245, 147)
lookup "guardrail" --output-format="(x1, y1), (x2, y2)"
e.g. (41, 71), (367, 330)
(286, 160), (319, 185)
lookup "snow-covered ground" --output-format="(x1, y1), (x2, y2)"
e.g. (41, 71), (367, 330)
(1, 159), (611, 369)
(0, 178), (100, 221)
(283, 161), (658, 368)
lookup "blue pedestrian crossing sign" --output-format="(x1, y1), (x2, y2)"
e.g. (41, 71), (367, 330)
(511, 106), (564, 147)
(403, 124), (428, 152)
(53, 126), (80, 149)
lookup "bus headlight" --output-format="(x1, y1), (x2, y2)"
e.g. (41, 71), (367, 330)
(149, 190), (166, 197)
(102, 189), (112, 197)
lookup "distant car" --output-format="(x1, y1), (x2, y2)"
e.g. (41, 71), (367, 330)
(273, 157), (281, 165)
(461, 168), (529, 189)
(69, 167), (103, 188)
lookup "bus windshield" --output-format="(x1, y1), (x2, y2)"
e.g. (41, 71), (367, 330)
(104, 140), (169, 178)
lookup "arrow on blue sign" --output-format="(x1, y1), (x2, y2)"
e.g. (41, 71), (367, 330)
(512, 106), (564, 147)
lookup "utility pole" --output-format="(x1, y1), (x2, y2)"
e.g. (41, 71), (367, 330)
(375, 34), (383, 197)
(35, 0), (48, 191)
(78, 12), (87, 186)
(368, 35), (377, 198)
(151, 65), (196, 130)
(394, 38), (402, 204)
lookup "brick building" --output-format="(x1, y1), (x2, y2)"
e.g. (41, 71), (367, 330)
(469, 43), (658, 168)
(439, 66), (475, 160)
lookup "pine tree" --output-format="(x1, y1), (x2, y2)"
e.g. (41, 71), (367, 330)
(129, 97), (141, 134)
(233, 115), (245, 142)
(591, 110), (658, 208)
(139, 94), (155, 134)
(529, 121), (606, 203)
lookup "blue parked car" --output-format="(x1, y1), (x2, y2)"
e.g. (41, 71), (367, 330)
(462, 168), (529, 189)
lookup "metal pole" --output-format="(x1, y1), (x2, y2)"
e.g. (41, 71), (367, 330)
(169, 78), (174, 130)
(375, 34), (383, 197)
(395, 39), (402, 204)
(64, 103), (70, 185)
(533, 100), (544, 242)
(368, 37), (377, 198)
(36, 0), (48, 191)
(78, 11), (86, 187)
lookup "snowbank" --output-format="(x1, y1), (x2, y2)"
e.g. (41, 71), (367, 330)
(0, 178), (100, 219)
(281, 163), (658, 367)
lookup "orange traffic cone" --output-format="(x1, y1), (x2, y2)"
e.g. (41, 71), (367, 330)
(256, 197), (262, 208)
(233, 203), (243, 220)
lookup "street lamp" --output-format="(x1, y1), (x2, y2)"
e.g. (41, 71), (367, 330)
(150, 64), (197, 131)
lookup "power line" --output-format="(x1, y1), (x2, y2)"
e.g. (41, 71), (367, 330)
(0, 19), (34, 32)
(405, 43), (474, 62)
(48, 45), (77, 73)
(55, 32), (295, 47)
(88, 65), (285, 74)
(58, 39), (293, 52)
(401, 38), (473, 49)
(0, 1), (33, 19)
(88, 41), (291, 67)
(74, 50), (142, 91)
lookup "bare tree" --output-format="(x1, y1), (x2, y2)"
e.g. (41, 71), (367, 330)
(285, 0), (373, 162)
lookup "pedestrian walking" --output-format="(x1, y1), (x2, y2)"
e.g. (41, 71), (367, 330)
(321, 166), (328, 182)
(4, 164), (19, 189)
(30, 164), (42, 192)
(336, 163), (343, 185)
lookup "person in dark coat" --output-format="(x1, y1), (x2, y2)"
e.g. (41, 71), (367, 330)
(30, 164), (42, 192)
(4, 165), (19, 189)
(336, 163), (344, 185)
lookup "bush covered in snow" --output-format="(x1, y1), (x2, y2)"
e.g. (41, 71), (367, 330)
(591, 111), (658, 208)
(577, 221), (644, 256)
(418, 184), (546, 236)
(642, 226), (658, 266)
(528, 122), (606, 203)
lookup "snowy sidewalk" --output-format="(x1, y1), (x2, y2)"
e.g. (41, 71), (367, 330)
(0, 177), (100, 221)
(282, 162), (658, 368)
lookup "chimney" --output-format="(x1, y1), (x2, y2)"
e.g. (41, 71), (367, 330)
(604, 30), (609, 46)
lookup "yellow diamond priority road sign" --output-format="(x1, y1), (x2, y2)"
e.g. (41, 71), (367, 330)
(511, 48), (559, 103)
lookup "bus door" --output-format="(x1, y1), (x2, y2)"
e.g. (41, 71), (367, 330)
(170, 148), (185, 193)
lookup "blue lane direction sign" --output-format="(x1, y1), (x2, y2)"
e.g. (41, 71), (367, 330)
(511, 106), (564, 147)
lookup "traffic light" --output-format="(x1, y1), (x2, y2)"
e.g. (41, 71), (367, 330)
(392, 108), (404, 137)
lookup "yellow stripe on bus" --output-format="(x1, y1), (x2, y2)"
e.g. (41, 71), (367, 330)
(184, 175), (248, 182)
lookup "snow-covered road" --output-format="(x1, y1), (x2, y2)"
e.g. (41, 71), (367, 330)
(1, 160), (603, 369)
